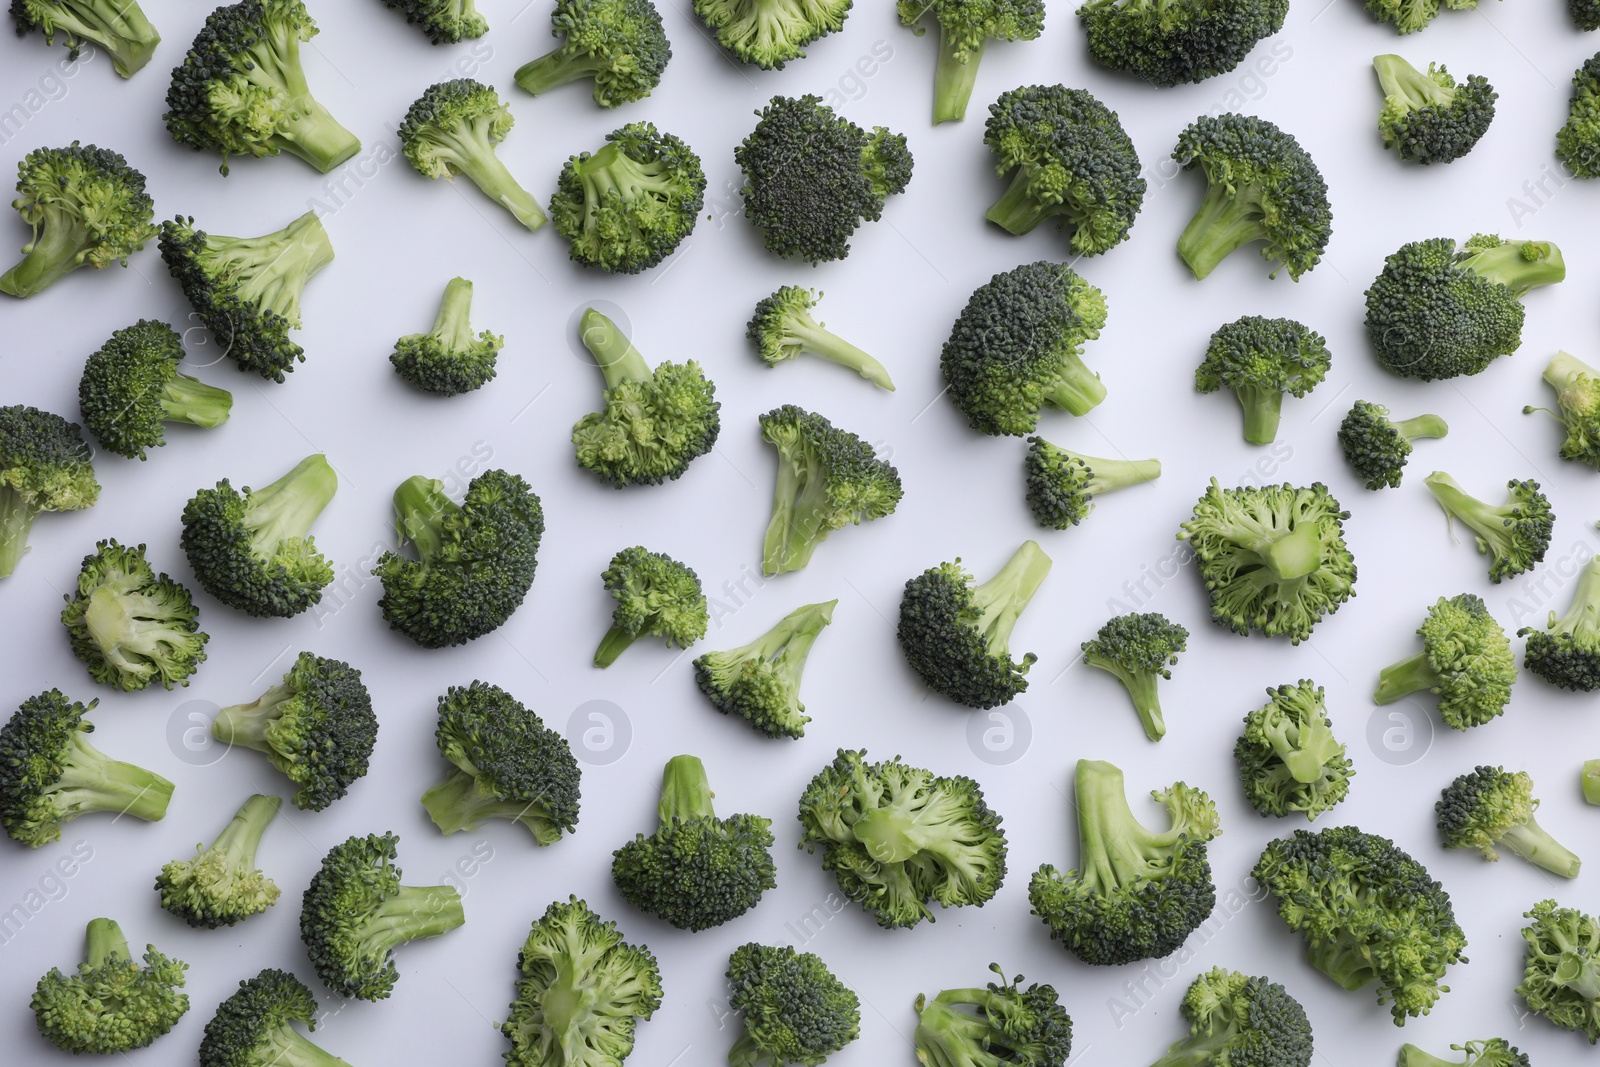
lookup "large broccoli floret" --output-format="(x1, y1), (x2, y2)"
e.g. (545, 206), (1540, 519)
(514, 0), (669, 106)
(1521, 553), (1600, 692)
(1147, 968), (1312, 1067)
(1423, 472), (1553, 584)
(11, 0), (162, 76)
(419, 681), (581, 843)
(1337, 400), (1448, 490)
(1374, 55), (1495, 165)
(164, 1), (360, 174)
(1023, 438), (1160, 531)
(900, 0), (1044, 123)
(32, 917), (188, 1055)
(199, 967), (351, 1067)
(1575, 0), (1600, 29)
(78, 319), (232, 459)
(1525, 350), (1600, 471)
(60, 538), (208, 692)
(1436, 766), (1579, 878)
(1077, 0), (1287, 88)
(1081, 612), (1187, 741)
(399, 79), (546, 231)
(1254, 825), (1466, 1024)
(1375, 593), (1515, 729)
(0, 404), (98, 579)
(1517, 900), (1600, 1042)
(797, 748), (1009, 929)
(748, 286), (894, 391)
(1558, 54), (1600, 178)
(913, 963), (1072, 1067)
(1196, 316), (1330, 444)
(550, 122), (704, 273)
(0, 689), (172, 847)
(378, 0), (487, 43)
(693, 599), (836, 739)
(593, 545), (707, 666)
(1398, 1039), (1531, 1067)
(390, 277), (501, 396)
(726, 943), (860, 1066)
(694, 0), (850, 69)
(735, 94), (913, 263)
(1233, 680), (1353, 820)
(155, 793), (281, 928)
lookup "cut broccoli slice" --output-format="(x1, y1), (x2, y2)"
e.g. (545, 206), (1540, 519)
(1521, 553), (1600, 692)
(1024, 438), (1160, 530)
(1398, 1040), (1530, 1067)
(1195, 315), (1330, 444)
(398, 79), (546, 231)
(913, 963), (1072, 1067)
(199, 967), (351, 1067)
(1558, 54), (1600, 179)
(726, 943), (860, 1066)
(60, 538), (208, 691)
(1147, 968), (1312, 1067)
(899, 0), (1045, 123)
(1233, 680), (1353, 820)
(0, 404), (99, 579)
(1525, 350), (1600, 471)
(1374, 55), (1496, 165)
(1517, 900), (1600, 1042)
(78, 319), (232, 459)
(378, 0), (487, 43)
(693, 599), (837, 739)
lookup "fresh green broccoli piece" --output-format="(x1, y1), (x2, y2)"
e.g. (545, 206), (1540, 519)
(735, 94), (913, 263)
(748, 286), (894, 390)
(1365, 234), (1565, 381)
(900, 0), (1044, 123)
(1436, 766), (1579, 878)
(983, 84), (1145, 256)
(1147, 968), (1312, 1067)
(1374, 55), (1496, 165)
(1424, 472), (1553, 583)
(10, 0), (162, 76)
(0, 141), (155, 298)
(1398, 1039), (1530, 1067)
(1521, 554), (1600, 692)
(1586, 759), (1600, 804)
(419, 681), (581, 843)
(759, 404), (903, 575)
(32, 917), (188, 1054)
(1558, 54), (1600, 178)
(164, 1), (360, 174)
(593, 545), (707, 666)
(693, 599), (837, 739)
(514, 0), (669, 106)
(797, 748), (1009, 929)
(199, 967), (351, 1067)
(1254, 825), (1466, 1024)
(1081, 612), (1187, 741)
(913, 963), (1072, 1067)
(1023, 438), (1160, 530)
(1171, 113), (1331, 281)
(693, 0), (850, 69)
(1517, 900), (1600, 1042)
(0, 689), (172, 847)
(60, 538), (208, 691)
(155, 793), (281, 927)
(1363, 0), (1478, 34)
(378, 0), (487, 43)
(373, 469), (544, 647)
(399, 79), (547, 231)
(897, 540), (1052, 709)
(611, 754), (776, 931)
(726, 942), (860, 1066)
(159, 211), (335, 381)
(1337, 401), (1448, 490)
(211, 651), (376, 811)
(78, 319), (232, 459)
(1078, 0), (1286, 88)
(1525, 350), (1600, 470)
(501, 897), (662, 1067)
(390, 277), (501, 396)
(1234, 680), (1353, 820)
(1375, 593), (1514, 729)
(1177, 480), (1356, 644)
(299, 831), (465, 1001)
(1196, 315), (1330, 444)
(0, 404), (98, 578)
(1575, 0), (1600, 28)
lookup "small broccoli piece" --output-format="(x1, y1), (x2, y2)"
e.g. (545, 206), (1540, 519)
(60, 538), (208, 692)
(1436, 766), (1580, 878)
(1398, 1039), (1530, 1067)
(1337, 401), (1448, 490)
(1522, 554), (1600, 692)
(211, 651), (376, 811)
(913, 963), (1072, 1067)
(1576, 0), (1600, 29)
(693, 0), (850, 69)
(900, 0), (1044, 123)
(514, 0), (669, 106)
(1363, 0), (1453, 34)
(1517, 900), (1600, 1042)
(593, 545), (707, 667)
(1196, 316), (1330, 444)
(155, 793), (281, 927)
(1374, 55), (1495, 165)
(11, 0), (162, 77)
(1147, 968), (1312, 1067)
(419, 681), (581, 843)
(1586, 760), (1600, 804)
(798, 748), (1009, 929)
(1558, 54), (1600, 178)
(1171, 113), (1331, 281)
(373, 469), (544, 647)
(1424, 472), (1553, 583)
(1375, 593), (1514, 729)
(199, 967), (351, 1067)
(501, 897), (662, 1067)
(727, 943), (859, 1066)
(735, 94), (913, 263)
(1177, 480), (1356, 644)
(1024, 438), (1160, 531)
(549, 122), (705, 273)
(1078, 0), (1287, 87)
(78, 319), (232, 459)
(1525, 351), (1600, 471)
(693, 599), (837, 739)
(1081, 612), (1187, 741)
(760, 405), (903, 575)
(378, 0), (486, 42)
(390, 277), (501, 396)
(399, 79), (546, 231)
(0, 689), (172, 847)
(32, 917), (188, 1054)
(748, 286), (894, 390)
(1234, 680), (1353, 820)
(0, 404), (98, 578)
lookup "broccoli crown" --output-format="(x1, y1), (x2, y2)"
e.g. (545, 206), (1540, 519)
(1336, 401), (1448, 490)
(1576, 0), (1600, 29)
(912, 962), (1072, 1067)
(1078, 0), (1288, 88)
(694, 0), (851, 69)
(10, 0), (163, 77)
(759, 404), (903, 576)
(1528, 350), (1600, 471)
(747, 286), (895, 390)
(514, 0), (669, 106)
(390, 277), (501, 396)
(199, 967), (348, 1067)
(60, 538), (208, 692)
(735, 94), (912, 263)
(693, 599), (837, 739)
(1177, 480), (1356, 644)
(594, 545), (708, 666)
(211, 651), (376, 811)
(1517, 900), (1600, 1043)
(1023, 438), (1161, 530)
(501, 897), (662, 1067)
(899, 0), (1045, 122)
(156, 793), (282, 928)
(550, 121), (705, 273)
(78, 319), (232, 458)
(1150, 967), (1312, 1067)
(419, 681), (581, 842)
(941, 261), (1109, 436)
(1436, 766), (1580, 877)
(1558, 53), (1600, 179)
(373, 469), (545, 648)
(1171, 113), (1331, 281)
(1196, 315), (1330, 444)
(797, 748), (1009, 929)
(379, 0), (487, 43)
(1399, 1039), (1530, 1067)
(1233, 680), (1353, 820)
(1253, 825), (1467, 1024)
(1423, 472), (1553, 584)
(0, 403), (99, 578)
(1375, 593), (1515, 729)
(982, 84), (1145, 256)
(398, 79), (547, 231)
(1080, 611), (1187, 742)
(1364, 0), (1448, 33)
(726, 943), (860, 1065)
(1374, 56), (1496, 165)
(1029, 759), (1219, 966)
(1520, 553), (1600, 691)
(31, 917), (188, 1055)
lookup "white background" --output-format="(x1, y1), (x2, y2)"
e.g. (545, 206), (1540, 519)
(2, 0), (1599, 1064)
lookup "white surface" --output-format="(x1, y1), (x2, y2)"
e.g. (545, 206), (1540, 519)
(2, 0), (1599, 1064)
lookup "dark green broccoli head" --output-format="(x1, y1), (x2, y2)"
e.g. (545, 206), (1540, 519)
(1423, 472), (1553, 584)
(514, 0), (669, 105)
(693, 599), (836, 739)
(379, 0), (487, 42)
(1575, 0), (1600, 28)
(1375, 593), (1514, 729)
(78, 319), (233, 458)
(899, 0), (1045, 122)
(1233, 680), (1353, 820)
(1436, 766), (1580, 877)
(1150, 968), (1312, 1067)
(747, 286), (895, 390)
(913, 963), (1072, 1067)
(726, 942), (860, 1066)
(1023, 438), (1161, 530)
(390, 277), (501, 396)
(1374, 56), (1496, 165)
(1517, 900), (1600, 1043)
(199, 967), (347, 1067)
(32, 917), (188, 1055)
(594, 545), (707, 666)
(156, 793), (281, 928)
(550, 121), (705, 273)
(1078, 0), (1288, 88)
(10, 0), (162, 77)
(1081, 611), (1187, 741)
(694, 0), (851, 69)
(1558, 53), (1600, 178)
(1337, 400), (1448, 490)
(398, 79), (547, 231)
(1520, 554), (1600, 692)
(0, 403), (99, 578)
(61, 538), (208, 692)
(1527, 351), (1600, 471)
(1196, 315), (1329, 444)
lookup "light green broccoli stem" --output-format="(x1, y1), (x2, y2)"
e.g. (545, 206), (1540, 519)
(1392, 413), (1449, 442)
(1585, 759), (1600, 805)
(57, 729), (174, 822)
(439, 125), (545, 230)
(1251, 520), (1322, 581)
(932, 31), (984, 124)
(257, 1024), (350, 1067)
(580, 308), (651, 391)
(228, 212), (335, 322)
(781, 313), (895, 391)
(1542, 349), (1596, 393)
(1072, 760), (1174, 892)
(352, 884), (465, 958)
(657, 754), (717, 825)
(917, 985), (1036, 1059)
(970, 540), (1052, 660)
(37, 1), (162, 78)
(1152, 1029), (1251, 1067)
(1500, 817), (1581, 878)
(419, 772), (562, 842)
(390, 476), (458, 561)
(251, 40), (360, 172)
(0, 210), (93, 297)
(160, 373), (232, 428)
(1459, 239), (1566, 296)
(1085, 455), (1161, 495)
(1236, 384), (1285, 444)
(763, 441), (845, 576)
(83, 916), (131, 967)
(850, 787), (946, 864)
(1555, 946), (1600, 1000)
(1549, 555), (1600, 639)
(1083, 651), (1165, 741)
(1373, 650), (1439, 704)
(0, 485), (39, 578)
(245, 454), (337, 559)
(209, 793), (281, 866)
(593, 624), (639, 669)
(1424, 472), (1523, 562)
(1396, 1045), (1462, 1067)
(985, 169), (1048, 235)
(1279, 718), (1338, 784)
(1374, 54), (1451, 111)
(513, 47), (606, 97)
(1176, 181), (1267, 280)
(211, 683), (295, 755)
(1036, 350), (1106, 416)
(1303, 934), (1376, 991)
(428, 277), (478, 349)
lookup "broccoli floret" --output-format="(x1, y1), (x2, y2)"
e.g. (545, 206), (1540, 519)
(1023, 438), (1160, 531)
(1253, 825), (1466, 1024)
(593, 545), (707, 666)
(0, 141), (155, 298)
(693, 599), (837, 739)
(726, 943), (860, 1066)
(155, 793), (281, 928)
(1081, 612), (1187, 741)
(1525, 351), (1600, 470)
(1177, 480), (1356, 644)
(748, 286), (894, 390)
(0, 689), (172, 847)
(693, 0), (850, 69)
(1436, 766), (1580, 878)
(900, 0), (1044, 123)
(759, 404), (903, 575)
(1171, 113), (1331, 281)
(390, 277), (501, 396)
(1517, 900), (1600, 1042)
(78, 319), (232, 459)
(378, 0), (486, 43)
(32, 917), (188, 1054)
(1196, 316), (1330, 444)
(1424, 472), (1553, 583)
(419, 681), (581, 842)
(1374, 55), (1495, 165)
(1576, 0), (1600, 28)
(373, 469), (544, 647)
(159, 211), (335, 381)
(1521, 554), (1600, 691)
(1558, 54), (1600, 178)
(399, 79), (547, 231)
(501, 897), (662, 1067)
(1363, 0), (1453, 33)
(1077, 0), (1287, 88)
(913, 963), (1072, 1067)
(1147, 968), (1312, 1067)
(612, 754), (776, 931)
(797, 748), (1009, 929)
(1398, 1039), (1530, 1067)
(164, 1), (360, 174)
(1337, 401), (1448, 490)
(550, 122), (705, 273)
(211, 651), (376, 811)
(1375, 593), (1515, 729)
(514, 0), (669, 106)
(735, 94), (912, 263)
(1233, 680), (1353, 820)
(1365, 234), (1565, 381)
(983, 84), (1145, 256)
(10, 0), (162, 77)
(0, 404), (98, 578)
(199, 967), (351, 1067)
(60, 538), (208, 691)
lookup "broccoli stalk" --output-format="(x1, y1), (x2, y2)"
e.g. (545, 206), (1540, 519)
(11, 0), (163, 78)
(1080, 613), (1187, 741)
(1397, 1040), (1531, 1067)
(952, 540), (1051, 672)
(912, 963), (1072, 1067)
(1177, 180), (1270, 280)
(1423, 472), (1554, 584)
(1586, 760), (1600, 805)
(583, 306), (650, 395)
(1456, 236), (1568, 296)
(747, 286), (894, 390)
(1376, 647), (1448, 703)
(397, 80), (546, 231)
(241, 454), (337, 568)
(49, 723), (171, 823)
(932, 32), (985, 125)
